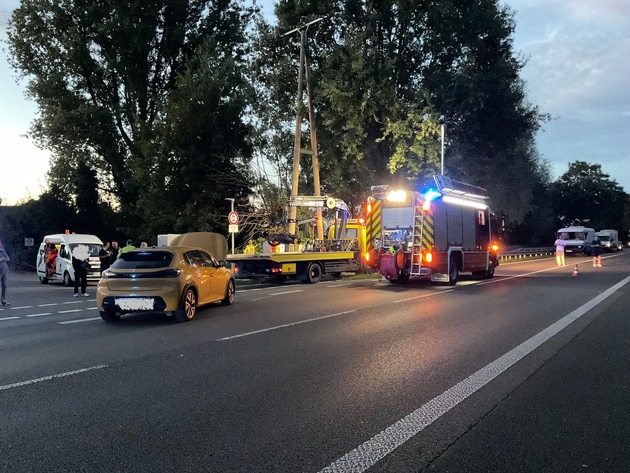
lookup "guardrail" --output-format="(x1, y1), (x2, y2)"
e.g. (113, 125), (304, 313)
(499, 247), (555, 262)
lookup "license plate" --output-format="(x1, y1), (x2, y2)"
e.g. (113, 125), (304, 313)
(115, 297), (155, 311)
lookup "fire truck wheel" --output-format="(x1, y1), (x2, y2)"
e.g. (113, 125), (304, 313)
(394, 274), (409, 284)
(447, 260), (459, 286)
(306, 262), (323, 284)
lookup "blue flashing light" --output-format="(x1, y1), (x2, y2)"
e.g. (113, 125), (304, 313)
(424, 189), (441, 202)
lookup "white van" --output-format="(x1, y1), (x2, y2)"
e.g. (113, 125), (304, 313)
(36, 234), (103, 286)
(556, 226), (596, 255)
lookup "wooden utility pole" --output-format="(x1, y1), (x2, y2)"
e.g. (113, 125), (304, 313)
(284, 18), (325, 250)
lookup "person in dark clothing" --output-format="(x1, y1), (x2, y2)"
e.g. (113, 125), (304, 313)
(99, 241), (112, 273)
(591, 237), (603, 267)
(0, 241), (10, 306)
(71, 244), (90, 297)
(110, 240), (119, 265)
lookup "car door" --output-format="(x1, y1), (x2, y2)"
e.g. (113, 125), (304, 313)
(184, 250), (213, 305)
(198, 250), (225, 302)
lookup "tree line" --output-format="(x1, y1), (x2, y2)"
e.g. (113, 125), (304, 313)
(2, 0), (629, 268)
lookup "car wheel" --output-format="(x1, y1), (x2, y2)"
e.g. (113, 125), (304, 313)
(39, 276), (48, 284)
(222, 280), (235, 306)
(100, 310), (121, 322)
(176, 288), (196, 322)
(447, 260), (459, 286)
(306, 262), (323, 284)
(63, 271), (73, 287)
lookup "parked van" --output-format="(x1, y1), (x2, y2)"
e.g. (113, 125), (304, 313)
(556, 226), (596, 256)
(36, 234), (103, 286)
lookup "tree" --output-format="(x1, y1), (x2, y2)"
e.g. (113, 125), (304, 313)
(551, 161), (627, 230)
(253, 0), (549, 222)
(7, 0), (256, 236)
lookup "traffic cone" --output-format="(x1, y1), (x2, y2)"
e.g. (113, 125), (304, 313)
(572, 264), (579, 277)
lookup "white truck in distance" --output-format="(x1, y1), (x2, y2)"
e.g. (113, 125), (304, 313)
(596, 229), (623, 252)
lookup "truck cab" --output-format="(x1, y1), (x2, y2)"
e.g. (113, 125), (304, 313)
(556, 226), (596, 255)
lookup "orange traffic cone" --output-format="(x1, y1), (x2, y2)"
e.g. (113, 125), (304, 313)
(572, 264), (579, 276)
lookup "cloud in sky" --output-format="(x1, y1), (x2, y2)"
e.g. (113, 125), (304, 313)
(0, 0), (628, 206)
(508, 0), (630, 189)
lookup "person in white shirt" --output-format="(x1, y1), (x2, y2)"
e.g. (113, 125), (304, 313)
(554, 233), (567, 267)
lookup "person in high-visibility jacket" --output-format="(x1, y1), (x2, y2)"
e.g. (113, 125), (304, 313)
(244, 240), (256, 254)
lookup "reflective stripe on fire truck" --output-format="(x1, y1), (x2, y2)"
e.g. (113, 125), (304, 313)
(366, 200), (382, 253)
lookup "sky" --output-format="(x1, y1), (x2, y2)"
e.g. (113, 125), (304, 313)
(0, 0), (628, 206)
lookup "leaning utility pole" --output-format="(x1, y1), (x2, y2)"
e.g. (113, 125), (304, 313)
(284, 17), (325, 250)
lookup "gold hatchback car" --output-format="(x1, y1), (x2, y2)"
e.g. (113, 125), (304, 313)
(97, 246), (235, 322)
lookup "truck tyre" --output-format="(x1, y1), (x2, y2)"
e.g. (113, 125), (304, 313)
(100, 310), (121, 322)
(306, 262), (323, 284)
(176, 287), (196, 322)
(63, 271), (73, 287)
(393, 274), (409, 284)
(447, 260), (459, 286)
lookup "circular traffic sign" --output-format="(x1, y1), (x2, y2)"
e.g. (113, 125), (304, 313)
(228, 211), (239, 225)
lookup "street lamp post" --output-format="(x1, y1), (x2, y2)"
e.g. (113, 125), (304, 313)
(225, 198), (235, 255)
(438, 115), (446, 175)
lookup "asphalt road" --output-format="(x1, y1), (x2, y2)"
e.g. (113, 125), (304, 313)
(1, 251), (629, 472)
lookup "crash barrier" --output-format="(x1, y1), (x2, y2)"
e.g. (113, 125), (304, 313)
(498, 247), (555, 262)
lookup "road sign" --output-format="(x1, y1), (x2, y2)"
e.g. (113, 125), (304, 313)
(228, 211), (239, 225)
(24, 237), (35, 247)
(229, 224), (239, 233)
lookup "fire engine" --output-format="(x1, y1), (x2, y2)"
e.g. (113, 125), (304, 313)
(364, 175), (499, 285)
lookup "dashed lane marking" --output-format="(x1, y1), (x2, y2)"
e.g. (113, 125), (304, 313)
(58, 317), (102, 325)
(0, 365), (108, 391)
(217, 310), (357, 341)
(25, 313), (53, 318)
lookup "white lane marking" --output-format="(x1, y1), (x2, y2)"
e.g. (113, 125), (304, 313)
(63, 301), (84, 305)
(58, 309), (83, 314)
(9, 305), (32, 310)
(218, 310), (357, 341)
(326, 282), (355, 288)
(58, 317), (102, 324)
(250, 289), (303, 302)
(0, 365), (108, 391)
(319, 275), (630, 473)
(0, 316), (20, 321)
(394, 290), (454, 303)
(38, 303), (59, 307)
(26, 313), (53, 318)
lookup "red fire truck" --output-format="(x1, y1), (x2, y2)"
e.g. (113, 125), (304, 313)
(364, 175), (499, 285)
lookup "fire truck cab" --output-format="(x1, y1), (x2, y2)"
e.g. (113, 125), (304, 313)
(365, 175), (499, 285)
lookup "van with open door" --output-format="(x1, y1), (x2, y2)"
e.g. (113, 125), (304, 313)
(36, 234), (103, 286)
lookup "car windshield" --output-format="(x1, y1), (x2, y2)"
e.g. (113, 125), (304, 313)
(111, 250), (174, 269)
(598, 236), (611, 241)
(560, 232), (586, 240)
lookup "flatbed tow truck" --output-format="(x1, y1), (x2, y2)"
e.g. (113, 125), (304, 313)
(227, 196), (363, 283)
